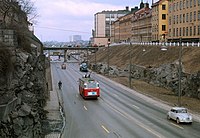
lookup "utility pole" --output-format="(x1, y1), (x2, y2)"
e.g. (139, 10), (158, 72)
(128, 38), (132, 88)
(107, 38), (110, 76)
(178, 37), (182, 107)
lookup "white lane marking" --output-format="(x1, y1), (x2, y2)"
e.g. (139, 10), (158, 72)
(101, 125), (110, 134)
(132, 104), (140, 109)
(84, 106), (88, 111)
(170, 123), (184, 129)
(105, 100), (163, 138)
(113, 94), (119, 97)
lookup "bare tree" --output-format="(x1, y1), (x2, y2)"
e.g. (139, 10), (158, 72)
(17, 0), (39, 24)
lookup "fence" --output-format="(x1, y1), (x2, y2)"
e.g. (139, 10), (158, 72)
(111, 42), (200, 47)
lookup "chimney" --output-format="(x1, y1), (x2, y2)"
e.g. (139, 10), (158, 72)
(125, 6), (129, 11)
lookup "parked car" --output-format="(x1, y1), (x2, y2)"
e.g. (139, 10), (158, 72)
(167, 107), (192, 124)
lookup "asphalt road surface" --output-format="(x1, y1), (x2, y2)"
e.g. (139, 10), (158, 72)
(51, 61), (200, 138)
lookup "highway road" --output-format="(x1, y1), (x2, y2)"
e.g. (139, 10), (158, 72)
(51, 61), (200, 138)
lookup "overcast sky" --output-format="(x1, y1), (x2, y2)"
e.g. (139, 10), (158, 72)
(34, 0), (150, 42)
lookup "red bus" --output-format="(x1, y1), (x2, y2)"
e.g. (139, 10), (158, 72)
(79, 76), (100, 99)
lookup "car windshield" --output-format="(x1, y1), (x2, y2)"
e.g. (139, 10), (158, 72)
(177, 109), (187, 113)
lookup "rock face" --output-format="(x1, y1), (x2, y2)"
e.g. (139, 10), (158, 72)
(0, 47), (48, 138)
(91, 62), (200, 99)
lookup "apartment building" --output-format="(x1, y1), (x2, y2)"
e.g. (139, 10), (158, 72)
(151, 0), (169, 42)
(93, 7), (130, 46)
(111, 1), (151, 43)
(168, 0), (200, 42)
(132, 3), (152, 42)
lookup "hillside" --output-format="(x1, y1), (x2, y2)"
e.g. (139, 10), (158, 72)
(89, 44), (200, 114)
(90, 44), (200, 74)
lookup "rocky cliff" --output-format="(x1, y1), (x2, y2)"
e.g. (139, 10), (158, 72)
(89, 45), (200, 99)
(0, 45), (48, 138)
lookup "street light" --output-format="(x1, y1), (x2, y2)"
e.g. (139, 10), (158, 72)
(178, 37), (182, 107)
(127, 38), (132, 88)
(107, 38), (110, 76)
(161, 38), (182, 107)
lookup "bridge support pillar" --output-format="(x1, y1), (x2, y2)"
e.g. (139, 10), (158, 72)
(64, 50), (67, 62)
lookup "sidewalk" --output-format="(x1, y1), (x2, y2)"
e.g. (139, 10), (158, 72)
(44, 89), (63, 138)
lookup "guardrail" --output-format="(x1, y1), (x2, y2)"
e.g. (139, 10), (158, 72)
(110, 42), (200, 47)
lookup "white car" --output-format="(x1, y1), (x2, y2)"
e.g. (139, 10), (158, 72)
(167, 107), (192, 124)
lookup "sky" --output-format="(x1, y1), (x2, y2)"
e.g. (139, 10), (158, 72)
(33, 0), (150, 42)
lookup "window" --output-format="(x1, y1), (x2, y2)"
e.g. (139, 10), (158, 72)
(186, 0), (189, 8)
(198, 25), (200, 35)
(190, 26), (192, 36)
(180, 1), (182, 10)
(169, 17), (172, 25)
(194, 11), (196, 21)
(176, 28), (179, 37)
(162, 25), (166, 31)
(194, 0), (196, 6)
(176, 2), (179, 11)
(183, 27), (185, 36)
(177, 15), (179, 24)
(173, 15), (176, 24)
(183, 0), (185, 8)
(180, 14), (182, 23)
(186, 13), (189, 22)
(183, 14), (185, 23)
(190, 12), (192, 22)
(194, 26), (196, 35)
(162, 4), (166, 10)
(198, 11), (200, 20)
(180, 28), (182, 36)
(190, 0), (192, 7)
(162, 14), (166, 20)
(173, 28), (175, 37)
(169, 29), (171, 37)
(198, 0), (200, 5)
(186, 27), (189, 36)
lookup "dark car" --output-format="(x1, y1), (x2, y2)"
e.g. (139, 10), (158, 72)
(80, 62), (88, 72)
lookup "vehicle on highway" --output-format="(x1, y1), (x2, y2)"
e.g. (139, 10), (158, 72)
(79, 74), (100, 99)
(167, 107), (192, 124)
(80, 62), (88, 72)
(61, 63), (66, 69)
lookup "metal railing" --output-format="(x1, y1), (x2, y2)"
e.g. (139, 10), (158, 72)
(110, 42), (200, 47)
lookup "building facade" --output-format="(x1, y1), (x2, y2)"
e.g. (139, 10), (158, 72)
(132, 4), (152, 42)
(151, 0), (169, 42)
(93, 7), (130, 46)
(168, 0), (200, 42)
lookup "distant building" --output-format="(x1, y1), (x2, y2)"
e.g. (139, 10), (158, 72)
(93, 7), (130, 46)
(168, 0), (200, 42)
(69, 35), (82, 42)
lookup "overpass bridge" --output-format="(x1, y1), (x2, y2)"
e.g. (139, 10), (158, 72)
(43, 46), (98, 62)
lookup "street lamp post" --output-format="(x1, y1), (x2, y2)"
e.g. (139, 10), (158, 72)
(107, 38), (110, 76)
(178, 37), (182, 107)
(128, 38), (132, 88)
(160, 37), (182, 107)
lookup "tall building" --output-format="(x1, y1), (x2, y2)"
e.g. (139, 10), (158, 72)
(69, 35), (82, 42)
(168, 0), (200, 42)
(151, 0), (169, 42)
(93, 7), (130, 46)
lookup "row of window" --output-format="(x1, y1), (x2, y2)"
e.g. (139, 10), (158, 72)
(169, 11), (200, 24)
(169, 25), (200, 37)
(169, 0), (200, 12)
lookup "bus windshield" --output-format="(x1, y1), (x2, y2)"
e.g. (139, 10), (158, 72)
(86, 82), (99, 88)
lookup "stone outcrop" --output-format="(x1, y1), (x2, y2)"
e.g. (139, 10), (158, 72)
(91, 62), (200, 99)
(0, 47), (48, 138)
